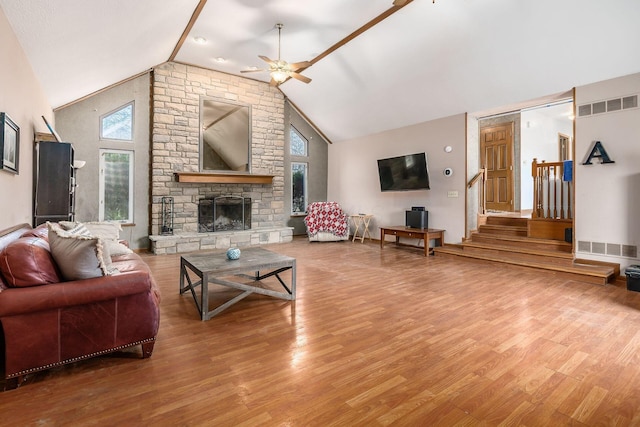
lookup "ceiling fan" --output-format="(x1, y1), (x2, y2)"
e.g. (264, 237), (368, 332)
(241, 24), (312, 86)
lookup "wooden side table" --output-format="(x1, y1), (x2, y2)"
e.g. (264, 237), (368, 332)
(380, 226), (444, 256)
(350, 214), (373, 243)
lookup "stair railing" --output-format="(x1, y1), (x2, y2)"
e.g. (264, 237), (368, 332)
(467, 167), (487, 215)
(531, 158), (573, 219)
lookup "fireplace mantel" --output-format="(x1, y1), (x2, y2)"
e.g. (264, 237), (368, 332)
(174, 172), (274, 184)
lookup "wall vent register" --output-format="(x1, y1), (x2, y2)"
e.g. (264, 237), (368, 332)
(578, 94), (638, 117)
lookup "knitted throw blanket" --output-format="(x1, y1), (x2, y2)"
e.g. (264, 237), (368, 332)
(304, 202), (348, 237)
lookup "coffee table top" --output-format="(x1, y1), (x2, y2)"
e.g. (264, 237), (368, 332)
(181, 247), (295, 275)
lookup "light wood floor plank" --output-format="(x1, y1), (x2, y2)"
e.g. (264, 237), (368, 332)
(2, 237), (640, 425)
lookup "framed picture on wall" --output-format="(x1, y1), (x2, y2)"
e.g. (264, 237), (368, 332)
(0, 112), (19, 174)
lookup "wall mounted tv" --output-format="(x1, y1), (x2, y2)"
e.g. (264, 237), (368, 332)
(377, 152), (430, 192)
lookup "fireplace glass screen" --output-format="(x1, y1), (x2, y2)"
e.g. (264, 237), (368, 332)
(198, 196), (251, 232)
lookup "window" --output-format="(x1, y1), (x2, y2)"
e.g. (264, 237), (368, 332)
(99, 149), (134, 222)
(290, 126), (307, 156)
(291, 162), (308, 215)
(100, 102), (134, 141)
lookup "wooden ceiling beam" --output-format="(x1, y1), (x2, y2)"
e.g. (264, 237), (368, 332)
(169, 0), (208, 62)
(308, 1), (412, 67)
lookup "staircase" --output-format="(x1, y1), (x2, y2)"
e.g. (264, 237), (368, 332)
(434, 216), (618, 285)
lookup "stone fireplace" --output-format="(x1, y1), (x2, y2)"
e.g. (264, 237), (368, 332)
(198, 196), (251, 232)
(148, 62), (293, 254)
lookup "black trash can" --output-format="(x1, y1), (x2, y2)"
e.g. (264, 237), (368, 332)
(625, 265), (640, 292)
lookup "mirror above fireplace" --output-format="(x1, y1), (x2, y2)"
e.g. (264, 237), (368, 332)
(200, 97), (251, 173)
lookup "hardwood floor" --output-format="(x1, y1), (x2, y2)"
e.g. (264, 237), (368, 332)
(2, 237), (640, 425)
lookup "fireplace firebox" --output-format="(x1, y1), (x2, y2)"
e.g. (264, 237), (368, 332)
(198, 196), (251, 232)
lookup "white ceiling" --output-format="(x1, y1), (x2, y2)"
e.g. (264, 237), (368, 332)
(2, 0), (640, 142)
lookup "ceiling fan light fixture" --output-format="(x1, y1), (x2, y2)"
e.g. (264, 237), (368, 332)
(271, 69), (288, 83)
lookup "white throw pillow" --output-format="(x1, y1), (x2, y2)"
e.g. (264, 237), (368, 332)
(60, 221), (133, 257)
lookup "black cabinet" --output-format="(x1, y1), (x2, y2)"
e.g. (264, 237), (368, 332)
(33, 141), (76, 226)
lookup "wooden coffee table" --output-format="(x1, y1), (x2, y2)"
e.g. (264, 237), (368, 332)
(180, 247), (296, 320)
(380, 226), (444, 257)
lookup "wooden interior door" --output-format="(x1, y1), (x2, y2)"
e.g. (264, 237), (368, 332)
(480, 123), (514, 212)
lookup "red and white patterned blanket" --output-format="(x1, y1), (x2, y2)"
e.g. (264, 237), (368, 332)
(304, 202), (348, 237)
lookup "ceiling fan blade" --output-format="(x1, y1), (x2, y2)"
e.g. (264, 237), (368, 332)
(288, 61), (311, 71)
(392, 0), (408, 5)
(259, 55), (276, 65)
(269, 78), (279, 86)
(240, 69), (266, 73)
(289, 72), (312, 84)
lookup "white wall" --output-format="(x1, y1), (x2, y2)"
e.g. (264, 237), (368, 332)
(328, 114), (466, 244)
(575, 72), (640, 271)
(0, 6), (52, 229)
(520, 108), (573, 210)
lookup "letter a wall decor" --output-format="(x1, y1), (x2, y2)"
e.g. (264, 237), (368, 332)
(582, 141), (615, 165)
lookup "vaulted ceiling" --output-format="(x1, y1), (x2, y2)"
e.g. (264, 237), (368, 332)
(2, 0), (640, 142)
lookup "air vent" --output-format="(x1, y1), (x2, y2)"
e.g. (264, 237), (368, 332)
(578, 104), (592, 117)
(577, 241), (637, 259)
(577, 93), (638, 119)
(623, 95), (638, 109)
(578, 241), (591, 252)
(607, 98), (621, 112)
(592, 102), (606, 114)
(607, 243), (621, 256)
(622, 245), (638, 258)
(592, 242), (606, 254)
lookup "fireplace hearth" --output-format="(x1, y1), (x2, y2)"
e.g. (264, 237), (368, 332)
(198, 196), (251, 233)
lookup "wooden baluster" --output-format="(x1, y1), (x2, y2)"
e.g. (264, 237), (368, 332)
(559, 162), (565, 219)
(531, 158), (539, 218)
(545, 163), (550, 218)
(567, 181), (572, 219)
(481, 167), (487, 215)
(552, 165), (558, 219)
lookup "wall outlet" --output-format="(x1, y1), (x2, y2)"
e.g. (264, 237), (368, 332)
(447, 191), (459, 198)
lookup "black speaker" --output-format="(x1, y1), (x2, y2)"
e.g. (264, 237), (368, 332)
(406, 210), (428, 229)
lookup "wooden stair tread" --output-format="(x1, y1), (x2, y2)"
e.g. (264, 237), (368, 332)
(434, 246), (614, 279)
(471, 232), (571, 247)
(461, 241), (573, 259)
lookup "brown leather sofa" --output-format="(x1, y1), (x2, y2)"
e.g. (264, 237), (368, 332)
(0, 223), (160, 390)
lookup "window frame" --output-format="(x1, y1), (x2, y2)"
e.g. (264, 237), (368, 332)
(99, 149), (134, 223)
(291, 161), (308, 216)
(100, 101), (134, 142)
(290, 125), (308, 156)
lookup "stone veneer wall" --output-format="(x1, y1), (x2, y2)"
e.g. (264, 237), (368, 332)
(150, 62), (291, 254)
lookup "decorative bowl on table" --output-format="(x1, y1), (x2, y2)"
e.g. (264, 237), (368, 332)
(226, 247), (241, 260)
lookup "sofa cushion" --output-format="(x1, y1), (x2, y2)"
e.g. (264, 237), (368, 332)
(60, 221), (133, 257)
(20, 223), (50, 241)
(0, 237), (61, 287)
(48, 223), (116, 281)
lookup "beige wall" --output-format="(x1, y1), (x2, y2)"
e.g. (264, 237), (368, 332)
(55, 74), (151, 249)
(0, 6), (52, 229)
(327, 114), (467, 244)
(575, 72), (640, 271)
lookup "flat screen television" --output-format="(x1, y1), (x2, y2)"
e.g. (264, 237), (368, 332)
(377, 152), (430, 191)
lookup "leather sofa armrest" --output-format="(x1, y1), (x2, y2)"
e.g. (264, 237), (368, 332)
(0, 270), (154, 317)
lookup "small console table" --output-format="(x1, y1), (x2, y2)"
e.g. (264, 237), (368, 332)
(380, 226), (444, 257)
(350, 214), (373, 243)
